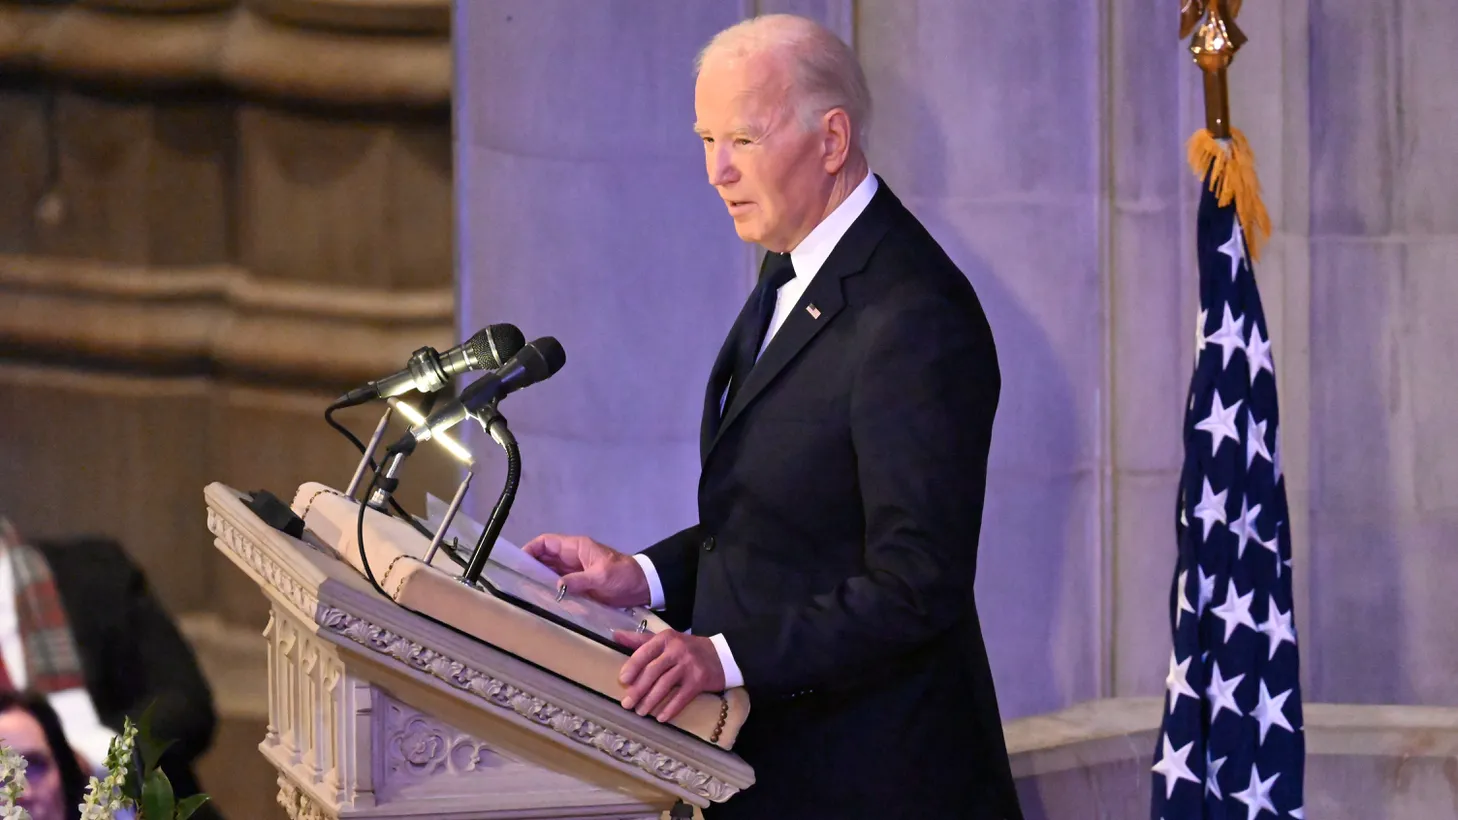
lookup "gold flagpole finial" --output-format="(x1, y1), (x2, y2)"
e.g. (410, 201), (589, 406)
(1181, 0), (1269, 262)
(1182, 0), (1246, 138)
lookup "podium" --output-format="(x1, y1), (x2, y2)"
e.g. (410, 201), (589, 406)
(203, 481), (754, 819)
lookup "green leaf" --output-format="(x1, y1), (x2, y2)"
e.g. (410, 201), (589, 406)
(176, 793), (212, 820)
(136, 700), (158, 741)
(140, 737), (177, 776)
(124, 748), (145, 804)
(141, 768), (176, 820)
(135, 700), (176, 774)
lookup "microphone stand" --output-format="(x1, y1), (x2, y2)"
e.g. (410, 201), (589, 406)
(343, 390), (440, 500)
(460, 404), (520, 588)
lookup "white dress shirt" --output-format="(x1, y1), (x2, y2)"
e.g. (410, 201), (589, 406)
(633, 169), (880, 688)
(0, 549), (117, 766)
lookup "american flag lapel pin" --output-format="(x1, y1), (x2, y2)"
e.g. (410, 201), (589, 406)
(806, 304), (821, 319)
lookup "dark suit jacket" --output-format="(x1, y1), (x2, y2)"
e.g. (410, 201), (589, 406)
(644, 179), (1023, 819)
(34, 537), (223, 820)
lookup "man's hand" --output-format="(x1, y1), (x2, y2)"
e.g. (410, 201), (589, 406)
(614, 629), (725, 722)
(522, 533), (651, 608)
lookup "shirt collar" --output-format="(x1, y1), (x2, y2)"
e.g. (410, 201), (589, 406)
(785, 170), (879, 280)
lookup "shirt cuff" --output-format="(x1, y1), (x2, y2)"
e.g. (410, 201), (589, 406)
(46, 688), (116, 769)
(631, 553), (666, 610)
(709, 633), (744, 689)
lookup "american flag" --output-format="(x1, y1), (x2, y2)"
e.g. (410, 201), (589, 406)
(1151, 169), (1306, 819)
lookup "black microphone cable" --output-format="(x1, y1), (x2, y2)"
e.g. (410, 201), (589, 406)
(357, 466), (390, 598)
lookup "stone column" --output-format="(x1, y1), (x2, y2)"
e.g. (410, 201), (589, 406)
(1296, 0), (1458, 707)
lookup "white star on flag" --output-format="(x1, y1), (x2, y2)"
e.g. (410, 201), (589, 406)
(1165, 651), (1198, 714)
(1218, 218), (1248, 282)
(1176, 570), (1196, 628)
(1253, 681), (1294, 743)
(1212, 579), (1257, 642)
(1246, 410), (1273, 469)
(1206, 749), (1227, 799)
(1272, 428), (1284, 485)
(1152, 735), (1200, 799)
(1196, 307), (1210, 364)
(1207, 304), (1248, 369)
(1196, 390), (1243, 456)
(1206, 660), (1245, 723)
(1193, 478), (1229, 540)
(1198, 567), (1217, 615)
(1246, 322), (1275, 385)
(1231, 763), (1279, 820)
(1228, 497), (1264, 559)
(1258, 597), (1298, 660)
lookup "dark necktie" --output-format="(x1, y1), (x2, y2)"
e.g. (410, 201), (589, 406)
(724, 251), (795, 413)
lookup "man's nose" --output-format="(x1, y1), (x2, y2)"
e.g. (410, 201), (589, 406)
(708, 146), (737, 186)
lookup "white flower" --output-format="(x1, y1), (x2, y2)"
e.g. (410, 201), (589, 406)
(0, 744), (30, 815)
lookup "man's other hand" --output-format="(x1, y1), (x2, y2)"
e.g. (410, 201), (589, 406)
(614, 629), (726, 722)
(522, 534), (651, 608)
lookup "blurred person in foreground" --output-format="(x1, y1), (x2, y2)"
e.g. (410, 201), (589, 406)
(0, 519), (221, 820)
(525, 14), (1023, 819)
(0, 689), (88, 820)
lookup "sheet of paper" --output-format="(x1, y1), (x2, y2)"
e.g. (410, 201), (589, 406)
(420, 494), (561, 587)
(419, 494), (653, 643)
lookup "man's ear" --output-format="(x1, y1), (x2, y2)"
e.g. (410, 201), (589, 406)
(821, 108), (852, 174)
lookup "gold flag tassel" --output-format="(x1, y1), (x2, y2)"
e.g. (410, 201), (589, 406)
(1187, 128), (1271, 263)
(1182, 0), (1270, 262)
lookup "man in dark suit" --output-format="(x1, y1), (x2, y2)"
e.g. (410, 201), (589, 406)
(525, 13), (1022, 819)
(32, 536), (223, 820)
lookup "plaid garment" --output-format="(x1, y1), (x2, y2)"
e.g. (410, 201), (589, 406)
(0, 519), (88, 693)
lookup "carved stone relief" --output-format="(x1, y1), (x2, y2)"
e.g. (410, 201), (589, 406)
(382, 701), (503, 783)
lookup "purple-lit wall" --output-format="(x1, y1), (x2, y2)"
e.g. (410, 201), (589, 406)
(453, 0), (1458, 719)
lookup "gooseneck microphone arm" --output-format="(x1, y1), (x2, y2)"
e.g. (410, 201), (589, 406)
(461, 407), (521, 588)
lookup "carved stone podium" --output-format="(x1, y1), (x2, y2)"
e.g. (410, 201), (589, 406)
(204, 482), (753, 819)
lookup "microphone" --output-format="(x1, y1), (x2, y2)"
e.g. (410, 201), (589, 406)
(387, 337), (566, 453)
(333, 324), (527, 408)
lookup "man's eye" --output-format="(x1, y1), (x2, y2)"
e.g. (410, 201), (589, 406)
(734, 138), (752, 146)
(701, 137), (714, 145)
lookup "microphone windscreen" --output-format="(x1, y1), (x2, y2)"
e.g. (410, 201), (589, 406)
(465, 323), (526, 369)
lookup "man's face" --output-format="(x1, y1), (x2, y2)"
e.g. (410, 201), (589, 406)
(694, 52), (828, 252)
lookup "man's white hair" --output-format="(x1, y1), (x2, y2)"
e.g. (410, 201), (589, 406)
(695, 14), (872, 146)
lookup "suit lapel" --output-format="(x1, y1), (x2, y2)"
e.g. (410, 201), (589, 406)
(700, 294), (757, 459)
(707, 274), (845, 455)
(702, 178), (898, 463)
